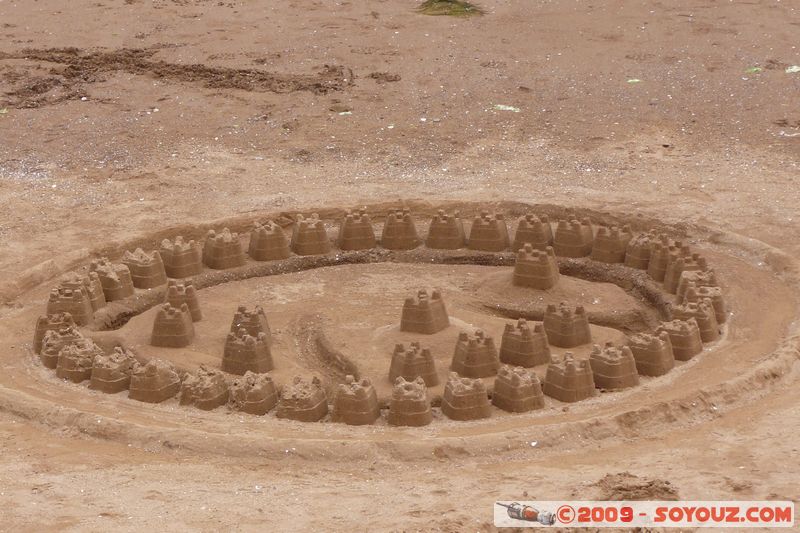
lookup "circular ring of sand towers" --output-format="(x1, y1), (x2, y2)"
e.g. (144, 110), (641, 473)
(5, 200), (800, 460)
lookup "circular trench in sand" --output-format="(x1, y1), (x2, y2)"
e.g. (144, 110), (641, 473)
(0, 200), (798, 461)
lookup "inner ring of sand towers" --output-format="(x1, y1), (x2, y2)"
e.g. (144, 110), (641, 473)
(3, 200), (798, 459)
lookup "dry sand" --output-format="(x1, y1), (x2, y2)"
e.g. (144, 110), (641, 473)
(1, 1), (799, 531)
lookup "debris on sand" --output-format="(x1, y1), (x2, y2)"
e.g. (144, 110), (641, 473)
(493, 104), (520, 113)
(417, 0), (484, 17)
(785, 65), (800, 74)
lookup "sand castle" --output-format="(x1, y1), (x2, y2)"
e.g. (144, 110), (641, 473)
(129, 359), (181, 403)
(426, 210), (466, 249)
(160, 236), (203, 278)
(60, 272), (106, 311)
(89, 347), (137, 393)
(441, 373), (491, 421)
(400, 289), (450, 334)
(591, 225), (632, 263)
(33, 312), (76, 354)
(671, 299), (720, 342)
(337, 209), (376, 251)
(543, 352), (596, 403)
(387, 377), (432, 427)
(627, 332), (675, 377)
(331, 375), (380, 425)
(56, 338), (104, 383)
(150, 303), (195, 348)
(230, 305), (271, 343)
(180, 365), (230, 410)
(512, 214), (553, 251)
(683, 284), (727, 324)
(663, 253), (707, 294)
(389, 342), (439, 386)
(222, 329), (273, 375)
(90, 258), (135, 301)
(291, 214), (331, 256)
(467, 212), (510, 251)
(499, 318), (551, 368)
(676, 270), (719, 301)
(229, 372), (278, 415)
(656, 319), (703, 361)
(122, 248), (167, 289)
(512, 244), (559, 289)
(450, 330), (500, 378)
(165, 280), (202, 322)
(40, 326), (84, 369)
(588, 343), (640, 390)
(543, 303), (591, 348)
(381, 209), (420, 250)
(624, 231), (655, 270)
(553, 218), (594, 257)
(46, 287), (94, 326)
(492, 365), (545, 413)
(203, 228), (246, 270)
(276, 376), (329, 422)
(248, 220), (291, 261)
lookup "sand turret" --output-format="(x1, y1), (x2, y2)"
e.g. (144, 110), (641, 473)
(512, 244), (560, 289)
(426, 210), (466, 249)
(248, 220), (291, 261)
(337, 208), (376, 251)
(222, 329), (273, 375)
(276, 376), (329, 422)
(56, 338), (104, 383)
(656, 319), (703, 361)
(543, 352), (596, 403)
(381, 208), (420, 250)
(40, 326), (84, 369)
(676, 270), (719, 301)
(671, 299), (720, 342)
(90, 258), (135, 301)
(588, 343), (640, 390)
(291, 213), (331, 256)
(553, 218), (594, 257)
(492, 365), (545, 413)
(400, 289), (449, 334)
(648, 238), (688, 282)
(90, 346), (137, 393)
(180, 365), (230, 410)
(33, 312), (76, 354)
(441, 373), (491, 421)
(591, 225), (632, 263)
(160, 236), (203, 278)
(203, 228), (246, 270)
(512, 214), (553, 252)
(451, 330), (500, 378)
(230, 305), (271, 343)
(331, 375), (380, 425)
(165, 279), (202, 322)
(624, 231), (657, 270)
(543, 303), (591, 348)
(387, 377), (432, 427)
(150, 303), (195, 348)
(664, 253), (707, 294)
(467, 211), (510, 252)
(499, 318), (550, 367)
(129, 359), (181, 403)
(389, 342), (438, 386)
(122, 248), (168, 289)
(46, 286), (93, 326)
(59, 272), (106, 311)
(627, 332), (675, 377)
(682, 284), (727, 324)
(229, 372), (278, 415)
